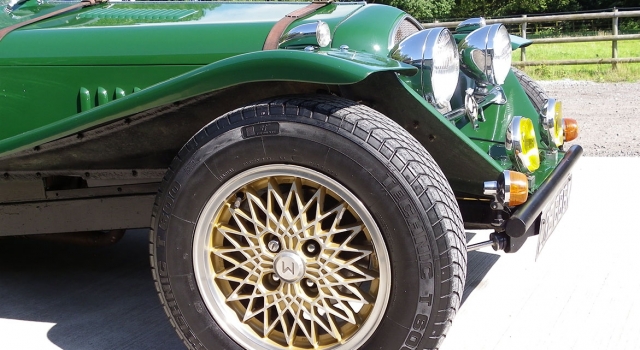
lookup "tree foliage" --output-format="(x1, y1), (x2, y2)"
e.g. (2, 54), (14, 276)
(451, 0), (578, 18)
(371, 0), (455, 20)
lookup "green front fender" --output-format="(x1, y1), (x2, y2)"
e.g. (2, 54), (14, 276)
(0, 49), (417, 156)
(509, 34), (533, 50)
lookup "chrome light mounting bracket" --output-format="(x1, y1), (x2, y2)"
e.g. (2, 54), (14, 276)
(468, 85), (506, 124)
(539, 98), (560, 149)
(430, 97), (452, 113)
(464, 88), (479, 129)
(483, 174), (507, 227)
(476, 85), (507, 107)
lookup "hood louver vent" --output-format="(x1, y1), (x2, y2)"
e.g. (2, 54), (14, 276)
(78, 8), (198, 21)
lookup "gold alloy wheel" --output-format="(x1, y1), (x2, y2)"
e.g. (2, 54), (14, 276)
(193, 165), (391, 349)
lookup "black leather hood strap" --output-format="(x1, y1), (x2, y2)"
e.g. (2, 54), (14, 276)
(0, 0), (107, 42)
(263, 0), (333, 50)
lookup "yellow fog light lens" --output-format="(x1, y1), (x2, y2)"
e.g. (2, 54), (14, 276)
(563, 118), (579, 142)
(541, 99), (564, 147)
(506, 116), (540, 172)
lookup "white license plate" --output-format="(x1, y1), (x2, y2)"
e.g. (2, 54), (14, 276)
(536, 174), (573, 259)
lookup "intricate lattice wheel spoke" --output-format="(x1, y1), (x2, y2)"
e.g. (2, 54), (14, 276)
(194, 166), (390, 349)
(292, 305), (314, 346)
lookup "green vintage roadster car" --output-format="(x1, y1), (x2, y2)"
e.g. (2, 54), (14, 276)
(0, 0), (581, 349)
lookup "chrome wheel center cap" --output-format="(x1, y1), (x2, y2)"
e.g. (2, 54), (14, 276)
(273, 250), (305, 283)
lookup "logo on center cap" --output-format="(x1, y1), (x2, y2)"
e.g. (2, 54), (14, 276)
(273, 250), (305, 282)
(281, 261), (295, 275)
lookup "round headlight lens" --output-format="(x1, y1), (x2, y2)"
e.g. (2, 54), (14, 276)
(506, 116), (540, 172)
(430, 29), (460, 107)
(459, 24), (512, 86)
(540, 99), (564, 148)
(316, 21), (331, 48)
(491, 25), (512, 85)
(391, 28), (460, 109)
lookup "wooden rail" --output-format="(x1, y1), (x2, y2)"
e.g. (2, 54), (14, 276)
(423, 9), (640, 69)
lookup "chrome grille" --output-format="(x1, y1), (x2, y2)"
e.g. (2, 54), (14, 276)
(393, 18), (422, 46)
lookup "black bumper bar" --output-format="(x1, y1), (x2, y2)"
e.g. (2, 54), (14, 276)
(505, 144), (583, 238)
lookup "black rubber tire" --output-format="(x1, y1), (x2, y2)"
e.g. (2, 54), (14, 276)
(512, 67), (549, 113)
(150, 96), (467, 350)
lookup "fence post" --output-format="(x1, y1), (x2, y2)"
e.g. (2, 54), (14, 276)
(612, 7), (619, 70)
(521, 15), (527, 62)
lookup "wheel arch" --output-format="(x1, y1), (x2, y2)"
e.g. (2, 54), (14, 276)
(0, 50), (416, 157)
(0, 80), (337, 173)
(0, 71), (503, 197)
(340, 72), (503, 195)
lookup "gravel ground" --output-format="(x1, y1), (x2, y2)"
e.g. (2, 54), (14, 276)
(538, 80), (640, 156)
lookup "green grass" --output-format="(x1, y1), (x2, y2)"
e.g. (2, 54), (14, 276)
(512, 40), (640, 82)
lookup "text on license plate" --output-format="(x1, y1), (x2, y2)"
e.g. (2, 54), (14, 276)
(536, 174), (572, 259)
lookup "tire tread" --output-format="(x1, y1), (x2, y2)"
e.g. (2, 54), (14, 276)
(512, 67), (548, 112)
(150, 95), (467, 350)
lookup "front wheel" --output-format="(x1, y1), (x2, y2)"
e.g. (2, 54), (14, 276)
(151, 96), (466, 350)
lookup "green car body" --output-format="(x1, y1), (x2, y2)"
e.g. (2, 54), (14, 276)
(0, 1), (581, 349)
(0, 1), (564, 194)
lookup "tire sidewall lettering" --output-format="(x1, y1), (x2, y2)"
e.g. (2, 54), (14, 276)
(401, 314), (429, 350)
(152, 101), (461, 350)
(378, 171), (436, 349)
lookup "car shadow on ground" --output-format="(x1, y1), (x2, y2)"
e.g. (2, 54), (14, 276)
(462, 251), (501, 305)
(0, 230), (500, 349)
(0, 231), (184, 350)
(462, 232), (501, 306)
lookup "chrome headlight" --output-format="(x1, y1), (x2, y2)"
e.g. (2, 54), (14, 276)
(280, 21), (332, 48)
(506, 116), (540, 172)
(391, 28), (459, 109)
(459, 24), (512, 85)
(540, 98), (564, 148)
(455, 17), (486, 34)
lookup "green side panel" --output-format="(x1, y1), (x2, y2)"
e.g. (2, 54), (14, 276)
(0, 22), (271, 66)
(0, 2), (366, 66)
(331, 4), (406, 54)
(0, 65), (195, 141)
(0, 50), (416, 156)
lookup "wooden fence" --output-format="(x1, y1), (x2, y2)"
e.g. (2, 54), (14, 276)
(423, 9), (640, 69)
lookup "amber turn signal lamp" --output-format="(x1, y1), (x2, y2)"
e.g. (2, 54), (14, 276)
(506, 171), (529, 206)
(563, 118), (579, 142)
